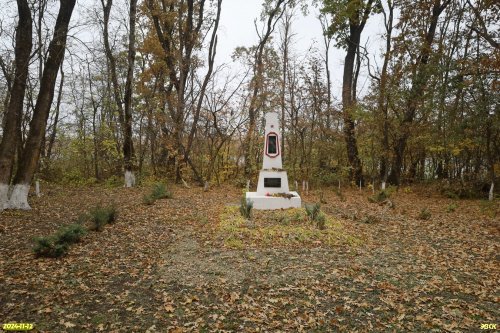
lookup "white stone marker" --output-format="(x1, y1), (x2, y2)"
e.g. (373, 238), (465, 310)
(246, 112), (301, 210)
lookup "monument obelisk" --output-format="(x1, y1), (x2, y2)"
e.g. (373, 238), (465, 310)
(245, 112), (301, 210)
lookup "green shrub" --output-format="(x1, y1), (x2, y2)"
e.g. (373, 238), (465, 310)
(56, 224), (86, 244)
(443, 190), (459, 200)
(368, 190), (388, 202)
(418, 208), (432, 220)
(305, 203), (327, 230)
(143, 183), (172, 205)
(316, 213), (326, 230)
(76, 213), (89, 224)
(446, 203), (457, 213)
(240, 196), (253, 219)
(89, 205), (117, 231)
(305, 203), (321, 221)
(33, 223), (86, 258)
(34, 237), (69, 258)
(370, 186), (397, 202)
(142, 194), (155, 205)
(151, 182), (172, 199)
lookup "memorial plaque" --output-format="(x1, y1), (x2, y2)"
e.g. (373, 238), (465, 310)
(264, 178), (281, 188)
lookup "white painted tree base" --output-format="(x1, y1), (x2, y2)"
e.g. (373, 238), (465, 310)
(0, 184), (9, 211)
(246, 191), (301, 210)
(8, 184), (31, 210)
(125, 171), (136, 187)
(489, 182), (494, 201)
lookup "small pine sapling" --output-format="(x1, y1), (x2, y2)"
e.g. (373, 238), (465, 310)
(305, 203), (321, 221)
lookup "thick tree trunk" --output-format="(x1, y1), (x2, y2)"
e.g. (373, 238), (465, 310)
(342, 27), (363, 185)
(0, 0), (32, 210)
(10, 0), (76, 209)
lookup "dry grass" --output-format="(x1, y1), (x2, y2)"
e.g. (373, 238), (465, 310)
(219, 206), (361, 248)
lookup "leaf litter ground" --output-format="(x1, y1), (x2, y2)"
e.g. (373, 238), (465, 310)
(0, 183), (498, 332)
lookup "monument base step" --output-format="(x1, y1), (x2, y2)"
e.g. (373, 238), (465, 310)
(246, 191), (301, 210)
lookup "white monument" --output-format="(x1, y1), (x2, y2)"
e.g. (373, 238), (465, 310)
(246, 112), (301, 210)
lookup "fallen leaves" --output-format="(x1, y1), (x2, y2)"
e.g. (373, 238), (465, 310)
(0, 184), (498, 332)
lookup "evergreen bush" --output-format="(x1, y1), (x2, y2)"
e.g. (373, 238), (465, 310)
(89, 205), (117, 231)
(33, 223), (86, 258)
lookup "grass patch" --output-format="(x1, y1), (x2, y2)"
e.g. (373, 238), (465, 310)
(305, 203), (327, 230)
(219, 206), (360, 248)
(479, 200), (498, 218)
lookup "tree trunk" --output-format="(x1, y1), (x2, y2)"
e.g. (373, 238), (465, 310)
(0, 0), (32, 210)
(10, 0), (76, 209)
(342, 27), (363, 185)
(183, 0), (222, 185)
(46, 64), (64, 161)
(123, 0), (138, 187)
(379, 0), (394, 190)
(388, 0), (450, 185)
(102, 0), (137, 187)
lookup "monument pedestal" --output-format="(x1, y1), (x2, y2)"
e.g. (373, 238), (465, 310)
(246, 191), (301, 210)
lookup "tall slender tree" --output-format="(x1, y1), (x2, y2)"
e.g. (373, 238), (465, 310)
(101, 0), (138, 187)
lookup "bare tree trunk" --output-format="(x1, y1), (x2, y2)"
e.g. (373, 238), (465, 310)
(123, 0), (138, 187)
(0, 0), (32, 210)
(182, 0), (222, 185)
(9, 0), (76, 209)
(378, 0), (394, 190)
(46, 63), (64, 161)
(101, 0), (137, 187)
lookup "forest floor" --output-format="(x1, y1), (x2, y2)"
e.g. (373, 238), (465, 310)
(0, 181), (498, 332)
